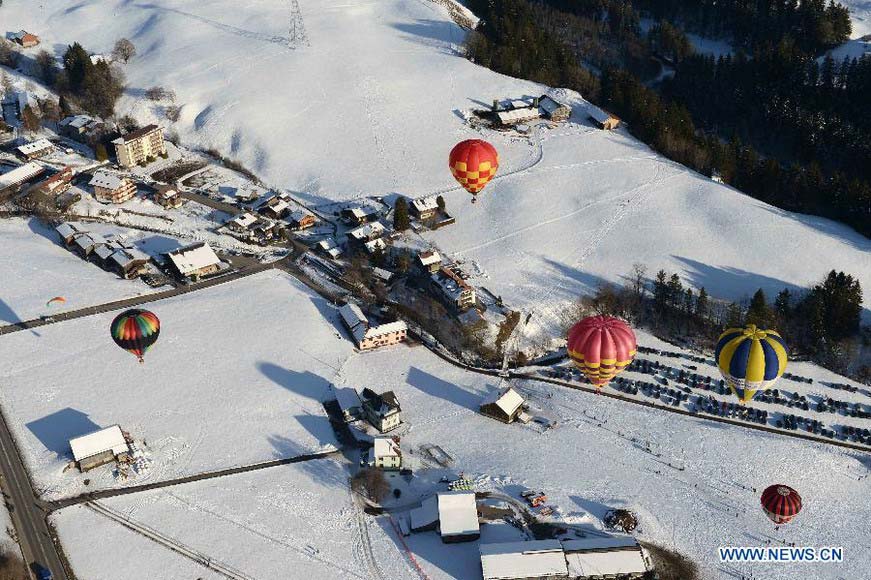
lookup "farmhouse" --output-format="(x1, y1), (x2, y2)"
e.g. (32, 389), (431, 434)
(109, 248), (150, 279)
(258, 194), (291, 219)
(417, 250), (442, 274)
(410, 196), (439, 220)
(369, 437), (402, 469)
(154, 185), (183, 209)
(437, 491), (480, 543)
(480, 387), (530, 424)
(226, 212), (259, 233)
(0, 161), (45, 194)
(361, 388), (402, 433)
(348, 221), (386, 243)
(316, 238), (343, 259)
(287, 210), (316, 231)
(16, 138), (53, 159)
(480, 540), (569, 580)
(339, 303), (407, 350)
(162, 242), (223, 281)
(112, 124), (166, 168)
(341, 205), (380, 225)
(69, 425), (129, 472)
(71, 233), (108, 258)
(539, 95), (571, 122)
(335, 387), (364, 422)
(58, 115), (105, 141)
(588, 107), (620, 130)
(10, 30), (40, 48)
(431, 266), (476, 311)
(562, 537), (648, 579)
(89, 170), (136, 204)
(55, 222), (87, 246)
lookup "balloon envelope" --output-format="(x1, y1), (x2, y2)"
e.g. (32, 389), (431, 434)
(449, 139), (499, 198)
(761, 484), (802, 524)
(110, 309), (161, 363)
(567, 315), (637, 388)
(715, 324), (787, 403)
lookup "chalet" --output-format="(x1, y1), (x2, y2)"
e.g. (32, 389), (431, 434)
(30, 166), (73, 197)
(480, 387), (530, 424)
(93, 240), (127, 267)
(58, 115), (105, 141)
(417, 250), (442, 274)
(369, 437), (402, 469)
(363, 238), (387, 255)
(251, 220), (279, 242)
(588, 107), (620, 130)
(410, 196), (439, 220)
(562, 537), (648, 579)
(154, 185), (183, 209)
(112, 124), (166, 168)
(10, 30), (40, 48)
(361, 388), (402, 433)
(437, 492), (480, 543)
(71, 233), (108, 258)
(341, 205), (380, 225)
(89, 170), (136, 204)
(316, 238), (343, 259)
(0, 161), (44, 194)
(109, 248), (150, 279)
(431, 266), (476, 311)
(258, 194), (291, 219)
(348, 221), (386, 243)
(162, 242), (223, 281)
(226, 212), (259, 233)
(539, 95), (571, 122)
(371, 267), (394, 284)
(710, 170), (725, 184)
(55, 222), (87, 246)
(480, 540), (569, 580)
(339, 303), (407, 351)
(335, 387), (364, 422)
(16, 138), (53, 160)
(287, 209), (316, 231)
(69, 425), (129, 472)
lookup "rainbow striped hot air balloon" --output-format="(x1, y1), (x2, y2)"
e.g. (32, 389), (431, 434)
(567, 315), (637, 390)
(761, 484), (802, 525)
(715, 324), (787, 403)
(449, 139), (499, 203)
(110, 309), (160, 363)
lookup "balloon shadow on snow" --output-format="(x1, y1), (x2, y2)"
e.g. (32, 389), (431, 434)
(26, 408), (101, 458)
(257, 362), (333, 402)
(405, 366), (484, 410)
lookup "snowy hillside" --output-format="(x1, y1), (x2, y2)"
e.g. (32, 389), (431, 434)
(842, 0), (871, 37)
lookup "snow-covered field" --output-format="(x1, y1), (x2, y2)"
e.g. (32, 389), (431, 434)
(0, 270), (350, 500)
(0, 217), (155, 325)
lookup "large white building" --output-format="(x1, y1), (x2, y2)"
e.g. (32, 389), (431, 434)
(338, 303), (407, 350)
(369, 437), (402, 469)
(437, 491), (480, 543)
(89, 170), (137, 204)
(162, 242), (223, 281)
(112, 124), (166, 167)
(480, 540), (569, 580)
(69, 425), (129, 472)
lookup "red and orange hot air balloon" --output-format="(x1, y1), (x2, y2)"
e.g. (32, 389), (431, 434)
(449, 139), (499, 203)
(567, 315), (637, 390)
(761, 484), (802, 526)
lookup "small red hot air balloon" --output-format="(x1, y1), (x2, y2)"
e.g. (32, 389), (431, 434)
(761, 484), (802, 525)
(567, 315), (637, 390)
(449, 139), (499, 203)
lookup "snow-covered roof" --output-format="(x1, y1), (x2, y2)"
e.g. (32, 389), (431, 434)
(69, 425), (128, 462)
(481, 387), (525, 417)
(372, 437), (401, 459)
(348, 221), (385, 240)
(16, 138), (53, 156)
(164, 242), (221, 275)
(497, 107), (541, 124)
(94, 241), (125, 261)
(263, 198), (289, 213)
(363, 238), (387, 253)
(89, 170), (128, 191)
(437, 492), (479, 537)
(289, 209), (313, 222)
(418, 251), (442, 266)
(561, 537), (641, 552)
(230, 212), (258, 229)
(410, 495), (439, 530)
(372, 267), (393, 282)
(588, 106), (617, 124)
(156, 185), (178, 198)
(0, 162), (44, 189)
(110, 248), (150, 269)
(317, 238), (339, 251)
(55, 222), (84, 239)
(335, 387), (362, 412)
(412, 196), (438, 212)
(563, 540), (646, 578)
(339, 303), (368, 332)
(480, 540), (568, 580)
(73, 233), (107, 251)
(363, 320), (407, 340)
(112, 124), (162, 145)
(539, 95), (568, 115)
(344, 205), (379, 219)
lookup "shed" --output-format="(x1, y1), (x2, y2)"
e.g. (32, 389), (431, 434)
(480, 540), (569, 580)
(562, 537), (648, 579)
(588, 107), (620, 130)
(480, 387), (526, 424)
(437, 491), (480, 543)
(69, 425), (129, 472)
(539, 95), (571, 122)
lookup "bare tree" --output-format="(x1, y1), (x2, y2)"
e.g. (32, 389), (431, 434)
(112, 38), (136, 63)
(352, 468), (389, 502)
(21, 104), (41, 133)
(164, 105), (181, 122)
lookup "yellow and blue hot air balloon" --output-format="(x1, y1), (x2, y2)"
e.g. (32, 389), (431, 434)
(715, 324), (788, 403)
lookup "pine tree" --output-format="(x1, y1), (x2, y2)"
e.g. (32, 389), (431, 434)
(393, 197), (410, 231)
(695, 287), (710, 319)
(58, 94), (72, 116)
(726, 303), (743, 327)
(745, 288), (772, 327)
(63, 43), (94, 93)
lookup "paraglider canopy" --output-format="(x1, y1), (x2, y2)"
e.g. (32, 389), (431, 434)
(449, 139), (499, 202)
(567, 315), (637, 389)
(110, 309), (161, 363)
(45, 296), (66, 307)
(715, 324), (788, 404)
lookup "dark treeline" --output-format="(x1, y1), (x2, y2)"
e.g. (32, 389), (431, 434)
(464, 0), (871, 237)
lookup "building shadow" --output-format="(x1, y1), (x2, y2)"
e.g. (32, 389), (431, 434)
(306, 296), (347, 337)
(25, 408), (101, 457)
(257, 362), (333, 402)
(406, 366), (482, 410)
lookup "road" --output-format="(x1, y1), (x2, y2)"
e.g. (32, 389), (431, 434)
(0, 409), (67, 579)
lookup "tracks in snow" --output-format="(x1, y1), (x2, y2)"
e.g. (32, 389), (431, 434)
(349, 485), (386, 580)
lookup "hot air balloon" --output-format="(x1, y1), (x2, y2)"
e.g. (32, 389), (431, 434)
(761, 484), (802, 525)
(567, 315), (637, 390)
(449, 139), (499, 203)
(45, 296), (66, 307)
(110, 309), (160, 363)
(715, 324), (787, 403)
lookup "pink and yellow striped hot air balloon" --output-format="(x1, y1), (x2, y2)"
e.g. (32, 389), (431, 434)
(567, 315), (637, 390)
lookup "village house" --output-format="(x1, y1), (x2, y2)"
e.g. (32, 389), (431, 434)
(361, 388), (402, 433)
(369, 437), (402, 469)
(588, 107), (621, 130)
(372, 267), (394, 284)
(71, 232), (108, 258)
(480, 387), (531, 424)
(10, 30), (40, 48)
(112, 124), (166, 168)
(55, 222), (87, 246)
(316, 238), (343, 259)
(69, 425), (130, 472)
(341, 205), (380, 225)
(162, 242), (223, 282)
(431, 265), (476, 311)
(339, 303), (407, 350)
(410, 196), (439, 220)
(287, 209), (316, 231)
(16, 138), (53, 160)
(562, 537), (648, 579)
(335, 387), (364, 423)
(226, 212), (259, 233)
(258, 194), (291, 219)
(251, 221), (279, 242)
(93, 240), (128, 268)
(154, 184), (183, 209)
(480, 540), (569, 580)
(496, 99), (542, 126)
(437, 491), (480, 543)
(0, 161), (44, 195)
(58, 114), (105, 142)
(348, 221), (386, 244)
(108, 248), (150, 279)
(363, 237), (387, 255)
(30, 166), (73, 197)
(539, 95), (572, 122)
(89, 170), (137, 204)
(417, 250), (443, 274)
